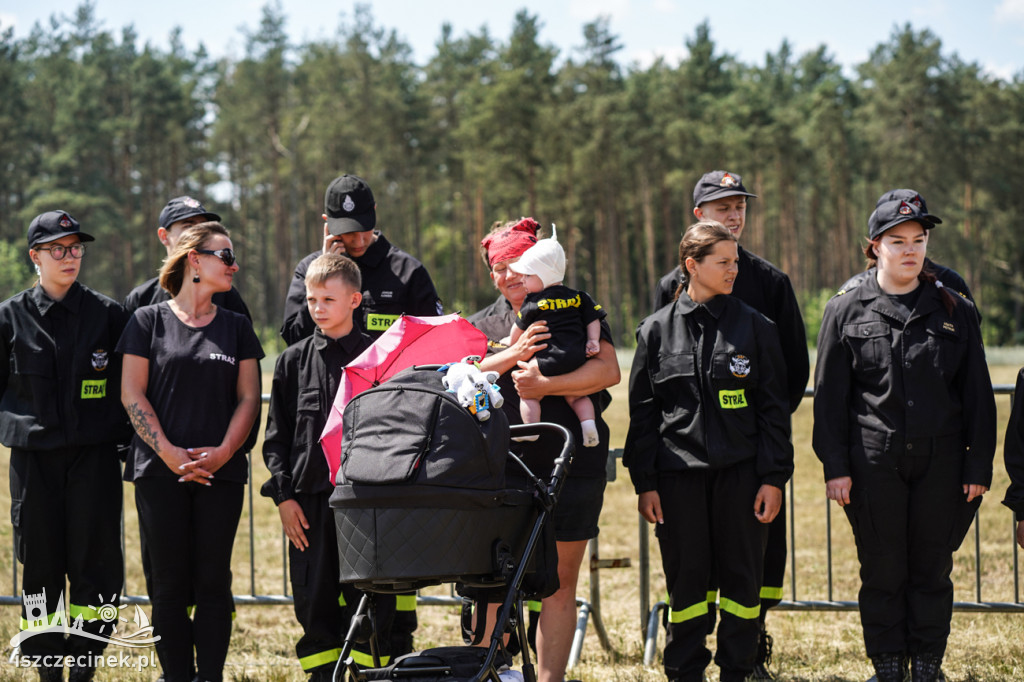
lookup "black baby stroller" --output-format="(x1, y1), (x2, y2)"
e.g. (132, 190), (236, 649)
(329, 365), (573, 682)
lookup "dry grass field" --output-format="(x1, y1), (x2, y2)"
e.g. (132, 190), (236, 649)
(0, 359), (1022, 681)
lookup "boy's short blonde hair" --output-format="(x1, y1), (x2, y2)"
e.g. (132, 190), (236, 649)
(305, 253), (361, 291)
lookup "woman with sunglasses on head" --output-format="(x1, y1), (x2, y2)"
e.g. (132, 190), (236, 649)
(0, 211), (131, 682)
(118, 222), (263, 682)
(813, 198), (995, 682)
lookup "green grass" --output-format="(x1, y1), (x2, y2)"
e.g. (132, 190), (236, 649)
(0, 362), (1022, 680)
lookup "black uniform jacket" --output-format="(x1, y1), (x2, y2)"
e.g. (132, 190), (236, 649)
(0, 282), (131, 450)
(839, 259), (977, 319)
(261, 327), (372, 503)
(279, 232), (443, 345)
(652, 246), (809, 413)
(1002, 369), (1024, 522)
(623, 291), (793, 495)
(124, 276), (253, 320)
(813, 276), (995, 486)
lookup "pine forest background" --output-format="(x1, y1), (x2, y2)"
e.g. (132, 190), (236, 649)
(2, 2), (1023, 353)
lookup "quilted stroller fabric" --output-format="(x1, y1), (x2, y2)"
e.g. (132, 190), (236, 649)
(331, 366), (535, 588)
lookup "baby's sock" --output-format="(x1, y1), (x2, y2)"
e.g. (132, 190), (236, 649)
(581, 419), (599, 447)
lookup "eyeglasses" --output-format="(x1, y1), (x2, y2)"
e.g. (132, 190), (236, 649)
(35, 243), (86, 259)
(195, 248), (236, 266)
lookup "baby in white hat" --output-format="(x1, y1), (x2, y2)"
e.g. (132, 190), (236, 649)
(507, 227), (605, 447)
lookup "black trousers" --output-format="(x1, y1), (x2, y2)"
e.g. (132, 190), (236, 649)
(759, 487), (787, 614)
(10, 445), (123, 660)
(705, 487), (786, 634)
(656, 461), (768, 682)
(135, 477), (244, 682)
(289, 492), (366, 672)
(844, 431), (979, 658)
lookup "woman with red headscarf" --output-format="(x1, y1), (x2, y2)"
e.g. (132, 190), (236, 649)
(468, 218), (620, 682)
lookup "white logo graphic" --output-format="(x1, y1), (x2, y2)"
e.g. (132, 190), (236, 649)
(342, 194), (356, 212)
(91, 349), (109, 371)
(12, 589), (160, 649)
(730, 354), (751, 378)
(183, 197), (201, 208)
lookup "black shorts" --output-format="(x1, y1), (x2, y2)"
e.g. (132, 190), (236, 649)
(553, 475), (607, 542)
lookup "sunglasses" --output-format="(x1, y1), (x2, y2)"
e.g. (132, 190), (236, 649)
(36, 243), (86, 260)
(195, 248), (236, 267)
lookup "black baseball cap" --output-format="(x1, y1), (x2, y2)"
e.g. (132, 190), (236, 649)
(159, 196), (221, 228)
(27, 211), (95, 248)
(325, 175), (376, 235)
(693, 170), (758, 207)
(874, 189), (942, 224)
(868, 200), (937, 240)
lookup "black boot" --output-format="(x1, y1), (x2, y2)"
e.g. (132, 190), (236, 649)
(67, 664), (95, 682)
(37, 666), (63, 682)
(870, 653), (907, 682)
(910, 653), (943, 682)
(749, 624), (775, 680)
(309, 666), (335, 682)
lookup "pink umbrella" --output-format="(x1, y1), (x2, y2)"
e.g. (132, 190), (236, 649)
(320, 313), (489, 484)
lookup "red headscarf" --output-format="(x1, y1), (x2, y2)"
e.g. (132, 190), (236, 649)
(481, 217), (539, 267)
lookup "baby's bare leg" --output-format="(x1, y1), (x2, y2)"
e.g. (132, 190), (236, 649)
(520, 397), (542, 424)
(565, 395), (599, 447)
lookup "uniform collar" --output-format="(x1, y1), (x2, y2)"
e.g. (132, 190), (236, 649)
(30, 281), (83, 316)
(674, 289), (726, 319)
(857, 273), (941, 323)
(351, 230), (389, 268)
(314, 326), (367, 355)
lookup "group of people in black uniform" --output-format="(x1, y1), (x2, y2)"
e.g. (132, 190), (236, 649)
(1, 167), (1021, 682)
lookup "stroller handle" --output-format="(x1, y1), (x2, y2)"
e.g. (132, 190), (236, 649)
(508, 422), (574, 500)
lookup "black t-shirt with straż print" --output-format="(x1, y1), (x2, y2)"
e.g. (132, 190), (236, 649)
(117, 302), (264, 483)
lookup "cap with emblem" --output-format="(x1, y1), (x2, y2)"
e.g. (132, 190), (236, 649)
(868, 199), (937, 240)
(325, 174), (376, 235)
(27, 211), (94, 248)
(159, 196), (221, 228)
(693, 170), (758, 207)
(875, 189), (942, 224)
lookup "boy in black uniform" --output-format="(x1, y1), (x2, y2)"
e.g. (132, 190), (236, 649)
(1, 211), (131, 682)
(652, 171), (808, 679)
(280, 175), (440, 652)
(280, 174), (442, 346)
(262, 253), (376, 680)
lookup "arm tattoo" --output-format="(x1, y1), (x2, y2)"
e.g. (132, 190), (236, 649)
(126, 401), (161, 453)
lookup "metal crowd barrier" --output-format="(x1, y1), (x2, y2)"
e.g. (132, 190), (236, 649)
(5, 387), (1023, 670)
